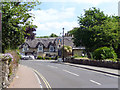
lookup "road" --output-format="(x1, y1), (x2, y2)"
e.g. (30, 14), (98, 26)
(20, 60), (119, 88)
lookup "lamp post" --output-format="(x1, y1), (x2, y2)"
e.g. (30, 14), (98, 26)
(62, 28), (64, 62)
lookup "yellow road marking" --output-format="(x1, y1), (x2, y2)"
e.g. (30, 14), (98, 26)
(33, 69), (52, 90)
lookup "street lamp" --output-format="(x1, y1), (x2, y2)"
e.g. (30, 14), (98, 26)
(62, 28), (64, 62)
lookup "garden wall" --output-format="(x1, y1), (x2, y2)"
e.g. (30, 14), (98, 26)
(0, 59), (18, 89)
(65, 58), (120, 69)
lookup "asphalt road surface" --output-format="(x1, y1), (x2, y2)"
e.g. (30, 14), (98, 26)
(20, 60), (119, 88)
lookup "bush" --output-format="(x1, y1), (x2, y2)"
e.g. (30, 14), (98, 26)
(37, 56), (42, 59)
(45, 57), (49, 60)
(43, 57), (45, 60)
(49, 57), (52, 60)
(93, 47), (117, 61)
(74, 54), (79, 58)
(4, 49), (20, 78)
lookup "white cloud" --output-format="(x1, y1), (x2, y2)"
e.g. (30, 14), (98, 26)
(29, 7), (78, 36)
(29, 7), (75, 23)
(36, 21), (79, 36)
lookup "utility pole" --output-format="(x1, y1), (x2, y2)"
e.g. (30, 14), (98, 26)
(63, 28), (64, 62)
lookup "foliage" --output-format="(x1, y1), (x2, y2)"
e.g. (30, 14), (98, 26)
(8, 65), (13, 78)
(60, 45), (72, 58)
(1, 2), (41, 52)
(37, 56), (42, 59)
(74, 54), (79, 58)
(69, 7), (120, 58)
(93, 47), (117, 61)
(0, 50), (20, 78)
(0, 53), (13, 64)
(36, 33), (58, 38)
(43, 57), (45, 60)
(37, 36), (49, 38)
(50, 33), (58, 37)
(24, 26), (37, 40)
(5, 50), (20, 65)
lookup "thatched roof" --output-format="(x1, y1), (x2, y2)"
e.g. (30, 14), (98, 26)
(19, 37), (75, 48)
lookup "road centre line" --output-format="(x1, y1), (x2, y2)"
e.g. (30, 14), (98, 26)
(63, 69), (79, 77)
(34, 72), (43, 88)
(90, 80), (101, 85)
(33, 69), (52, 90)
(47, 65), (58, 69)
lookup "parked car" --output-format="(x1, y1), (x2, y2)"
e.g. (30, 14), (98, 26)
(28, 55), (35, 60)
(21, 54), (30, 60)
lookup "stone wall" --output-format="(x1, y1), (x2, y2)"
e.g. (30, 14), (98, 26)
(0, 59), (18, 89)
(65, 58), (120, 69)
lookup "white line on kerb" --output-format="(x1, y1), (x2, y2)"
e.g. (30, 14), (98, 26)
(47, 65), (58, 68)
(90, 80), (101, 85)
(34, 72), (43, 88)
(63, 69), (79, 76)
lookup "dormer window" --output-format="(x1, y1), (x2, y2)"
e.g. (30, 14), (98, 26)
(22, 44), (29, 52)
(38, 44), (43, 52)
(49, 45), (54, 52)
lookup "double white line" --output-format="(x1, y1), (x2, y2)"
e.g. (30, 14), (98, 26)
(33, 69), (52, 90)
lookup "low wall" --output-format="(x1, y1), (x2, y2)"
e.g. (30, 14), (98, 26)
(0, 59), (18, 89)
(65, 58), (120, 69)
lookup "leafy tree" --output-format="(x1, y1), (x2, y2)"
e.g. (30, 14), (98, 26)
(36, 33), (58, 38)
(50, 33), (58, 37)
(69, 7), (119, 59)
(24, 26), (37, 40)
(38, 36), (49, 38)
(1, 2), (41, 52)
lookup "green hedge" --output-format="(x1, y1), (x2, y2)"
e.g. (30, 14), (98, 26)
(37, 56), (43, 59)
(93, 47), (117, 61)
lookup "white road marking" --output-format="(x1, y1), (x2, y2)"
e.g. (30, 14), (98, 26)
(34, 72), (43, 88)
(47, 65), (58, 68)
(65, 64), (119, 78)
(90, 80), (101, 85)
(63, 69), (79, 76)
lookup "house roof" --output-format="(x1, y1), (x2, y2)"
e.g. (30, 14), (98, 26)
(19, 37), (75, 48)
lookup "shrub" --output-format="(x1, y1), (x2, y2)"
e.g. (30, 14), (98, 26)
(74, 54), (79, 58)
(45, 57), (49, 60)
(3, 49), (20, 78)
(37, 56), (42, 59)
(43, 57), (45, 60)
(93, 47), (117, 61)
(49, 57), (52, 60)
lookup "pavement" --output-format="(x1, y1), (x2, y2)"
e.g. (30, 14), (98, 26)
(8, 60), (119, 88)
(8, 64), (40, 88)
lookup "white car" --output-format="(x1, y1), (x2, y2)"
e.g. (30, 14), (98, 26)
(28, 55), (35, 60)
(21, 54), (30, 60)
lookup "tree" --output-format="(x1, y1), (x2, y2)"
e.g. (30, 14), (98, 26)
(70, 7), (119, 58)
(24, 26), (37, 40)
(1, 2), (41, 52)
(50, 33), (58, 37)
(36, 33), (58, 38)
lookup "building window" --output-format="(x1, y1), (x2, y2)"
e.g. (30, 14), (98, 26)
(22, 44), (29, 52)
(49, 45), (54, 52)
(38, 44), (43, 52)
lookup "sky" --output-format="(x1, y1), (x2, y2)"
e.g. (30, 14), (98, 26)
(29, 0), (119, 37)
